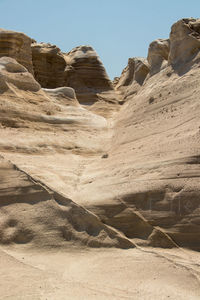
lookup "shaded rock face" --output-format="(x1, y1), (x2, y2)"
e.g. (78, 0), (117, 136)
(116, 57), (149, 99)
(147, 39), (169, 76)
(64, 46), (114, 104)
(169, 18), (200, 67)
(0, 29), (33, 74)
(31, 43), (67, 88)
(0, 57), (40, 92)
(0, 156), (133, 249)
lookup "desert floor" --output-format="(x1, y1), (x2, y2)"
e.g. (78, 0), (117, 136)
(1, 246), (200, 299)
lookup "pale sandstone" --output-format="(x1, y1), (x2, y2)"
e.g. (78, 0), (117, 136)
(0, 18), (200, 299)
(0, 56), (40, 92)
(116, 57), (149, 99)
(169, 18), (200, 68)
(147, 38), (169, 76)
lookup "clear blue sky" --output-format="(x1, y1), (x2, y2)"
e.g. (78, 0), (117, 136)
(0, 0), (200, 79)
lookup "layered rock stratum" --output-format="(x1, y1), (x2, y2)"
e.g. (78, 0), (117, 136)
(1, 17), (200, 299)
(0, 28), (34, 74)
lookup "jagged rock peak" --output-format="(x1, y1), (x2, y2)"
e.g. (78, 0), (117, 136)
(147, 39), (169, 76)
(168, 18), (200, 67)
(116, 57), (149, 90)
(115, 57), (149, 100)
(63, 45), (114, 104)
(0, 28), (33, 74)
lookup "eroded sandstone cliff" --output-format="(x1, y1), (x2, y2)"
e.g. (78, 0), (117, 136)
(31, 43), (67, 88)
(0, 29), (33, 74)
(0, 18), (200, 251)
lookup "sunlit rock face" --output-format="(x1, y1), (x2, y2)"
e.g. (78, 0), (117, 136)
(0, 56), (40, 92)
(0, 18), (200, 251)
(147, 39), (169, 76)
(0, 28), (34, 74)
(168, 18), (200, 67)
(115, 57), (149, 100)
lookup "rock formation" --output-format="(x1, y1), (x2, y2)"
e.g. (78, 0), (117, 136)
(0, 56), (40, 92)
(0, 28), (33, 74)
(64, 45), (114, 104)
(116, 57), (149, 99)
(168, 18), (200, 68)
(31, 43), (115, 104)
(147, 39), (169, 76)
(31, 43), (67, 88)
(42, 86), (76, 100)
(1, 18), (200, 254)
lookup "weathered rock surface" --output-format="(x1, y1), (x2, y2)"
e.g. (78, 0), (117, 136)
(116, 57), (149, 100)
(64, 45), (114, 104)
(42, 87), (76, 100)
(0, 156), (133, 248)
(0, 56), (40, 92)
(169, 18), (200, 68)
(1, 18), (200, 252)
(31, 44), (116, 105)
(0, 28), (33, 74)
(31, 43), (67, 88)
(147, 39), (169, 76)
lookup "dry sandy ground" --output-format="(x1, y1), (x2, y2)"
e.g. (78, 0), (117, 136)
(0, 246), (200, 300)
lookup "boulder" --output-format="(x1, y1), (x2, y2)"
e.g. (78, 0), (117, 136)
(0, 57), (40, 92)
(42, 87), (76, 99)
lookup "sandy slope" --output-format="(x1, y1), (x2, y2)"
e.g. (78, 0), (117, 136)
(0, 246), (200, 300)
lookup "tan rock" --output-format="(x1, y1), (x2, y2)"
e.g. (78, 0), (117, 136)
(0, 56), (40, 92)
(0, 28), (33, 74)
(31, 42), (67, 88)
(116, 57), (149, 99)
(64, 45), (114, 104)
(0, 156), (133, 249)
(1, 18), (200, 252)
(147, 39), (169, 76)
(169, 18), (200, 67)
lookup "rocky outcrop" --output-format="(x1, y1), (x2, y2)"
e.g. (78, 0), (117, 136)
(1, 18), (200, 251)
(116, 57), (149, 99)
(31, 44), (115, 104)
(0, 29), (33, 74)
(0, 57), (40, 92)
(168, 18), (200, 67)
(64, 45), (114, 104)
(31, 43), (67, 88)
(147, 39), (169, 76)
(42, 87), (76, 100)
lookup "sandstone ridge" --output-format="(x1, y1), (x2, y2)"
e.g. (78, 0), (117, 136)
(0, 18), (200, 251)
